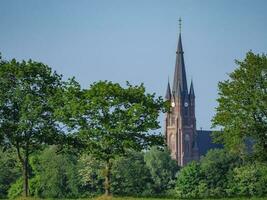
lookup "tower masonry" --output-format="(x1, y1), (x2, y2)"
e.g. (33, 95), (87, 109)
(165, 26), (199, 166)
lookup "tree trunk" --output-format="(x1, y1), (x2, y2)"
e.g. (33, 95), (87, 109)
(104, 160), (111, 196)
(16, 145), (30, 197)
(22, 156), (29, 197)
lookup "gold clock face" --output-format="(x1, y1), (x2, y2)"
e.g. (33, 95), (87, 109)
(171, 102), (175, 107)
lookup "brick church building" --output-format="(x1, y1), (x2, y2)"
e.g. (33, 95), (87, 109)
(164, 26), (221, 166)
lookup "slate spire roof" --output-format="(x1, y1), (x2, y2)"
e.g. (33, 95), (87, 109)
(165, 79), (171, 100)
(172, 33), (188, 97)
(189, 80), (195, 97)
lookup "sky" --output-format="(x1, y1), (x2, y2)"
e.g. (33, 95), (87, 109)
(1, 0), (267, 131)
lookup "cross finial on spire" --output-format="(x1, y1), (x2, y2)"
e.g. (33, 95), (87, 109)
(178, 17), (182, 34)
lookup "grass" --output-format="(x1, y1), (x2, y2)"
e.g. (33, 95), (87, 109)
(94, 196), (267, 200)
(9, 196), (267, 200)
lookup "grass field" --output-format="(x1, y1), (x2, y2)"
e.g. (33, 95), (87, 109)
(8, 196), (267, 200)
(93, 197), (267, 200)
(95, 196), (267, 200)
(108, 197), (267, 200)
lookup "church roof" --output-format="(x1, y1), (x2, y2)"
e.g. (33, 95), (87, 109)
(165, 80), (171, 100)
(189, 80), (195, 97)
(196, 130), (223, 156)
(172, 33), (188, 97)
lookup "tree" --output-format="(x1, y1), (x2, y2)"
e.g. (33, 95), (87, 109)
(7, 146), (81, 199)
(175, 149), (241, 198)
(60, 81), (166, 195)
(228, 163), (267, 197)
(0, 58), (64, 196)
(30, 146), (81, 198)
(176, 161), (202, 198)
(199, 149), (241, 197)
(144, 146), (179, 194)
(212, 52), (267, 161)
(111, 150), (152, 196)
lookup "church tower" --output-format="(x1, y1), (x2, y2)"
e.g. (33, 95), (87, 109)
(165, 20), (199, 166)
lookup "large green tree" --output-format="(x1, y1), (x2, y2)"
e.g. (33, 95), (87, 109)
(175, 149), (241, 198)
(0, 58), (64, 196)
(144, 146), (179, 194)
(212, 52), (267, 161)
(60, 81), (166, 195)
(111, 150), (152, 196)
(30, 146), (81, 198)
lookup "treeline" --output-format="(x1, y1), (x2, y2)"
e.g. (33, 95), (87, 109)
(2, 146), (267, 199)
(0, 146), (179, 198)
(0, 55), (167, 197)
(176, 149), (267, 198)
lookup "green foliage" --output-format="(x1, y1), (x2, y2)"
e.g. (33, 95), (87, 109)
(176, 161), (202, 198)
(144, 147), (179, 194)
(0, 148), (20, 198)
(78, 81), (166, 160)
(176, 149), (242, 198)
(7, 146), (82, 199)
(78, 149), (178, 197)
(78, 154), (105, 196)
(228, 163), (267, 197)
(8, 178), (23, 199)
(212, 52), (267, 161)
(0, 58), (63, 150)
(0, 57), (65, 196)
(29, 146), (81, 198)
(58, 81), (166, 195)
(199, 149), (241, 197)
(111, 151), (152, 196)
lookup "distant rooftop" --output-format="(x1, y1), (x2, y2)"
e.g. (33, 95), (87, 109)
(196, 130), (223, 156)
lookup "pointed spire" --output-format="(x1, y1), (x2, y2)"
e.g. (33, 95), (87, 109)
(189, 80), (195, 97)
(165, 79), (171, 100)
(172, 18), (188, 97)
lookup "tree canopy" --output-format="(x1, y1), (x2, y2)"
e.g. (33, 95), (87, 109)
(0, 58), (64, 196)
(212, 52), (267, 161)
(58, 81), (166, 195)
(144, 147), (179, 193)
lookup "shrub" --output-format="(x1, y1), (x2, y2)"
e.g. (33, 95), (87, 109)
(29, 146), (81, 198)
(111, 151), (152, 196)
(0, 148), (20, 198)
(228, 163), (267, 197)
(175, 149), (241, 198)
(8, 178), (23, 199)
(144, 147), (179, 194)
(176, 161), (202, 198)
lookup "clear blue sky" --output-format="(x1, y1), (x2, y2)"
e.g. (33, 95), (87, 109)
(1, 0), (267, 130)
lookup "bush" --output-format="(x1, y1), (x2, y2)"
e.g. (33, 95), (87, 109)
(0, 148), (20, 198)
(111, 151), (152, 196)
(200, 149), (241, 197)
(29, 146), (81, 198)
(144, 147), (179, 194)
(78, 154), (105, 197)
(176, 149), (241, 198)
(176, 161), (202, 198)
(7, 178), (23, 199)
(228, 163), (267, 197)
